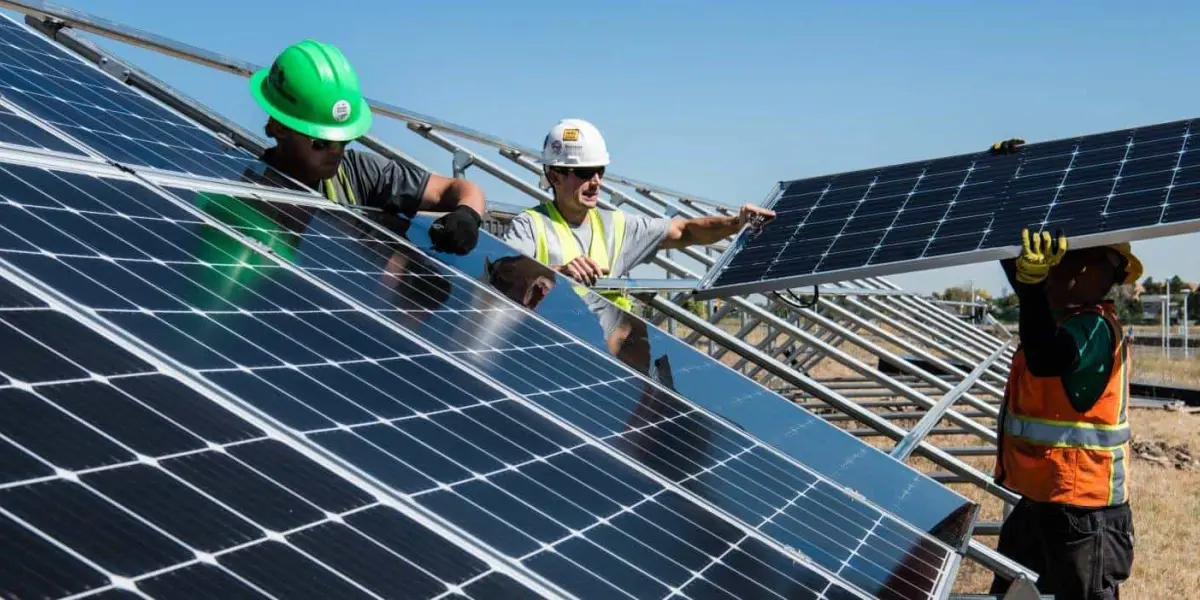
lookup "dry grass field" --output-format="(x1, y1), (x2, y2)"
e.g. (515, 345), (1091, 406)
(662, 314), (1200, 598)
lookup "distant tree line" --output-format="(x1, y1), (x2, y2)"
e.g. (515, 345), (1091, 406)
(937, 275), (1198, 325)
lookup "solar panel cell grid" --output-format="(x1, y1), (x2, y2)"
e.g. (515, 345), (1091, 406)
(0, 277), (539, 600)
(0, 100), (84, 154)
(0, 16), (296, 186)
(703, 118), (1200, 294)
(168, 190), (956, 599)
(0, 162), (877, 599)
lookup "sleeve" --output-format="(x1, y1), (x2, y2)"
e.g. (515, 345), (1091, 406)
(613, 214), (671, 275)
(499, 213), (539, 259)
(342, 150), (431, 218)
(1016, 281), (1085, 377)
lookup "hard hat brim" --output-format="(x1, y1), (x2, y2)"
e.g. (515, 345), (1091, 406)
(249, 67), (372, 142)
(1115, 247), (1143, 285)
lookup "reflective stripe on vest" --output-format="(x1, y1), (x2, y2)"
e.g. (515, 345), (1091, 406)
(996, 303), (1131, 507)
(525, 203), (632, 311)
(321, 165), (358, 206)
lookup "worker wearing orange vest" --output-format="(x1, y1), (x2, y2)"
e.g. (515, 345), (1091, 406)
(990, 227), (1141, 600)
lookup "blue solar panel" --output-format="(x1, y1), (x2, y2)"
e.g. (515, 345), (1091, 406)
(0, 159), (897, 599)
(0, 275), (543, 599)
(410, 214), (978, 550)
(0, 15), (294, 186)
(0, 100), (84, 154)
(151, 187), (962, 600)
(698, 118), (1200, 297)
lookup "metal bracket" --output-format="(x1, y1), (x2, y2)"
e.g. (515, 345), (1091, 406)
(452, 149), (473, 178)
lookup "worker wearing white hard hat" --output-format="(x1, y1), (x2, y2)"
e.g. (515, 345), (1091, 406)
(505, 118), (775, 296)
(501, 118), (775, 367)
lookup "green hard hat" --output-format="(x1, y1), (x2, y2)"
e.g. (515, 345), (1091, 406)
(249, 39), (372, 141)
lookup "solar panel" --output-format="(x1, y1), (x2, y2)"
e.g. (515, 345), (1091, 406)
(0, 15), (296, 187)
(0, 274), (548, 599)
(0, 99), (84, 155)
(0, 158), (908, 600)
(142, 185), (962, 600)
(407, 214), (978, 550)
(696, 118), (1200, 298)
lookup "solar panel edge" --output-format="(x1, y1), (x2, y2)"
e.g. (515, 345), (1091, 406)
(0, 236), (571, 600)
(695, 183), (785, 293)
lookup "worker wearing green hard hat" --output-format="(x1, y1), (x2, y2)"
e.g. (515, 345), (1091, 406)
(247, 39), (486, 254)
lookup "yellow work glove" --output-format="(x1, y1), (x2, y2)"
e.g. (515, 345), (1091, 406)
(1014, 228), (1067, 285)
(989, 138), (1025, 155)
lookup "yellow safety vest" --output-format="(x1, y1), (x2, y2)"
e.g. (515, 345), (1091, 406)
(321, 165), (358, 205)
(525, 203), (634, 311)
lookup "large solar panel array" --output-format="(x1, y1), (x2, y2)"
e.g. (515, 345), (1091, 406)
(697, 118), (1200, 298)
(0, 12), (971, 599)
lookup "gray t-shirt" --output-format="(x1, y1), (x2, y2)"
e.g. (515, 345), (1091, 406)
(501, 207), (671, 336)
(501, 208), (671, 278)
(253, 148), (431, 217)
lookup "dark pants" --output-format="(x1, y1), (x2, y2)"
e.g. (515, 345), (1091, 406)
(990, 499), (1135, 600)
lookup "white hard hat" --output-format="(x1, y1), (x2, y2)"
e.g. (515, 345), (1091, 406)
(538, 118), (610, 190)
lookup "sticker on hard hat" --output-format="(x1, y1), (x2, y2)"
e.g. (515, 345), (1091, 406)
(562, 128), (580, 142)
(332, 100), (352, 122)
(550, 140), (563, 154)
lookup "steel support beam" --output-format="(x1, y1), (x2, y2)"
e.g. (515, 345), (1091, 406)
(891, 340), (1011, 461)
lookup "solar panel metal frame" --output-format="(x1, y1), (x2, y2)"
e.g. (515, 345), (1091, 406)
(0, 147), (964, 599)
(693, 122), (1200, 299)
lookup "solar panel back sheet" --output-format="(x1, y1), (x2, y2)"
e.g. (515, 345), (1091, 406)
(697, 118), (1200, 298)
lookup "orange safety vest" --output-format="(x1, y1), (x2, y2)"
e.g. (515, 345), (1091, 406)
(995, 303), (1131, 508)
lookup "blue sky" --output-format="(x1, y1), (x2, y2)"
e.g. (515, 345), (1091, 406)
(12, 0), (1200, 295)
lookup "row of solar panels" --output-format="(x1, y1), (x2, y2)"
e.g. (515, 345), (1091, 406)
(0, 11), (975, 600)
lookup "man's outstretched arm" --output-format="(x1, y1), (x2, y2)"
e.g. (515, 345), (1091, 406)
(659, 203), (775, 250)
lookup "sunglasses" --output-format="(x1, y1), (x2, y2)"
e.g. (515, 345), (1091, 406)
(553, 166), (605, 180)
(309, 137), (350, 152)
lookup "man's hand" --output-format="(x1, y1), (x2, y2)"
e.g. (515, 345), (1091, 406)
(429, 205), (482, 254)
(554, 256), (608, 286)
(738, 204), (776, 227)
(990, 138), (1026, 155)
(1015, 228), (1067, 285)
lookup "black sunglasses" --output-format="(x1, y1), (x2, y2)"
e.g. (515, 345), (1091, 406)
(309, 137), (350, 152)
(553, 166), (605, 180)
